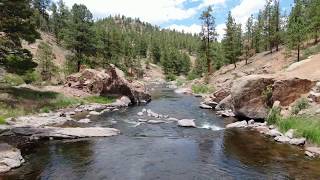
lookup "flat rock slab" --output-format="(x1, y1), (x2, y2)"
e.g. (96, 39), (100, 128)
(12, 127), (120, 139)
(226, 121), (248, 128)
(7, 113), (68, 128)
(199, 103), (213, 109)
(0, 143), (24, 174)
(178, 119), (196, 128)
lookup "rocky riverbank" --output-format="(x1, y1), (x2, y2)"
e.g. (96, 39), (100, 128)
(0, 95), (132, 173)
(225, 120), (320, 158)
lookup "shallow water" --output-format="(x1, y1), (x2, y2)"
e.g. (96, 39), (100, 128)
(2, 85), (320, 180)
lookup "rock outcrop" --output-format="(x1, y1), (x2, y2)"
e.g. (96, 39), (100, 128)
(230, 75), (315, 119)
(231, 75), (274, 119)
(0, 143), (24, 173)
(65, 65), (151, 104)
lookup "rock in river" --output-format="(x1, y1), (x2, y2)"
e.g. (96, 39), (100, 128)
(178, 119), (196, 128)
(226, 121), (248, 128)
(199, 103), (213, 109)
(0, 143), (24, 173)
(12, 127), (120, 139)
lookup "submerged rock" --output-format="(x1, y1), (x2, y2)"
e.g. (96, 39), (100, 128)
(174, 88), (192, 94)
(147, 120), (166, 124)
(178, 119), (196, 128)
(137, 112), (144, 116)
(305, 147), (320, 157)
(0, 143), (24, 173)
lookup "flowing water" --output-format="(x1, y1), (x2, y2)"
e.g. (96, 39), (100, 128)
(2, 85), (320, 180)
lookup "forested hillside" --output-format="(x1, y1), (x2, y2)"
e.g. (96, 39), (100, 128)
(1, 0), (320, 83)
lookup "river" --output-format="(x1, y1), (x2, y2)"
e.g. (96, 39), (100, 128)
(2, 85), (320, 179)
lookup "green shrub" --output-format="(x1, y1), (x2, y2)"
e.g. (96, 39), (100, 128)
(3, 73), (25, 86)
(266, 107), (281, 125)
(262, 85), (273, 106)
(291, 98), (309, 115)
(176, 79), (186, 87)
(191, 84), (214, 94)
(0, 116), (6, 124)
(83, 96), (115, 104)
(165, 73), (177, 81)
(276, 116), (320, 145)
(22, 71), (41, 84)
(40, 106), (50, 113)
(187, 71), (199, 81)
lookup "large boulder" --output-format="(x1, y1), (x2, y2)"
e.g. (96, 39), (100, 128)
(271, 78), (315, 106)
(0, 143), (24, 173)
(65, 65), (151, 104)
(231, 75), (274, 119)
(230, 75), (315, 119)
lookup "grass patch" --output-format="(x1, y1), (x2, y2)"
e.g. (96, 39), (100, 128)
(302, 44), (320, 60)
(83, 96), (115, 104)
(2, 73), (25, 86)
(191, 84), (214, 94)
(291, 98), (309, 115)
(165, 73), (177, 81)
(0, 86), (81, 119)
(0, 116), (6, 124)
(176, 79), (186, 87)
(276, 116), (320, 145)
(266, 107), (281, 125)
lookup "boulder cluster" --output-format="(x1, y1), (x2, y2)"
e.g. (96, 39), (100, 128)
(65, 65), (151, 104)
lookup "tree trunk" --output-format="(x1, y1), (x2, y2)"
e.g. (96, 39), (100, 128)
(77, 60), (81, 72)
(297, 44), (300, 62)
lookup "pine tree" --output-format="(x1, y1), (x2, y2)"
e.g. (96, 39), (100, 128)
(223, 12), (237, 68)
(287, 0), (307, 61)
(64, 4), (95, 72)
(36, 42), (55, 80)
(32, 0), (51, 31)
(0, 0), (39, 74)
(200, 6), (217, 74)
(273, 0), (281, 51)
(307, 0), (320, 44)
(253, 10), (264, 53)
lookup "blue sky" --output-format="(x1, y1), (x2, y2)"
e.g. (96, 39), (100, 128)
(61, 0), (294, 39)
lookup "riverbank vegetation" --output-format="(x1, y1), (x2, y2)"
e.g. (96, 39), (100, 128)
(0, 85), (116, 122)
(191, 84), (215, 94)
(267, 106), (320, 145)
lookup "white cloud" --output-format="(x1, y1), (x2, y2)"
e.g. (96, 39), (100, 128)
(216, 23), (225, 41)
(231, 0), (265, 26)
(197, 0), (226, 9)
(167, 24), (201, 34)
(59, 0), (226, 24)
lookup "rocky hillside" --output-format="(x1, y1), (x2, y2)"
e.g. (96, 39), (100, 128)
(188, 46), (320, 120)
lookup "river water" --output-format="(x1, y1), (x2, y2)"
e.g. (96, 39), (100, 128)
(2, 85), (320, 179)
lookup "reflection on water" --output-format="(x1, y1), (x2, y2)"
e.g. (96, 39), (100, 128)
(1, 85), (320, 179)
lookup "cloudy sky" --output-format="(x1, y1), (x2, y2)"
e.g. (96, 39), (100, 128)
(60, 0), (294, 40)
